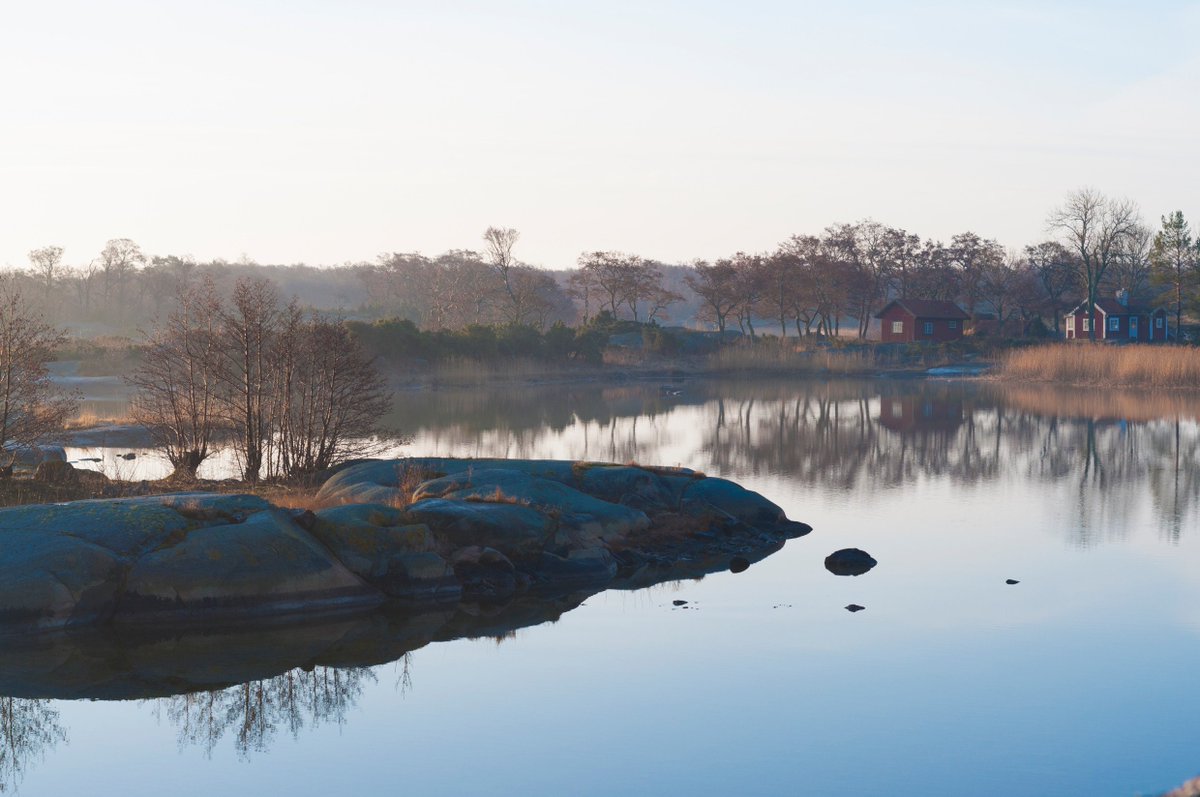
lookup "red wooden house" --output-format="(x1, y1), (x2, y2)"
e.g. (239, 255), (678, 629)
(1064, 294), (1169, 342)
(875, 300), (969, 343)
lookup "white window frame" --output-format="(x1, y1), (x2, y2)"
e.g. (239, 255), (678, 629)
(948, 320), (958, 330)
(923, 321), (934, 335)
(892, 321), (903, 334)
(1067, 316), (1075, 333)
(1082, 318), (1090, 332)
(1108, 316), (1120, 331)
(1157, 316), (1164, 329)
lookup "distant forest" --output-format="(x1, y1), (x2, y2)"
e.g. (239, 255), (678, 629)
(16, 190), (1200, 341)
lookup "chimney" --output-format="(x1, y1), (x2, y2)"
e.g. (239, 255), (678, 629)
(1116, 289), (1130, 308)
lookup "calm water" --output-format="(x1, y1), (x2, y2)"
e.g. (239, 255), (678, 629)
(15, 377), (1200, 796)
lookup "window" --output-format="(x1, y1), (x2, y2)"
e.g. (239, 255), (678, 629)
(1067, 316), (1075, 332)
(948, 320), (958, 330)
(892, 321), (903, 334)
(890, 400), (903, 416)
(1157, 317), (1164, 329)
(923, 322), (934, 335)
(1108, 317), (1119, 331)
(1082, 318), (1090, 332)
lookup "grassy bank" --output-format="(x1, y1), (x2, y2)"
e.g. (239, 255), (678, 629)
(999, 344), (1200, 388)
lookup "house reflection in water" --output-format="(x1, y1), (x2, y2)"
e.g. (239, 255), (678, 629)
(878, 391), (965, 436)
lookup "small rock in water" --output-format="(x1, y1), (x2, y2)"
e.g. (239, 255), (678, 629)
(845, 604), (866, 613)
(119, 453), (137, 461)
(1005, 578), (1019, 585)
(729, 556), (750, 573)
(672, 599), (688, 606)
(824, 548), (877, 576)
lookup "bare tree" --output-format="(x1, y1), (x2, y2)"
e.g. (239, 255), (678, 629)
(218, 278), (282, 483)
(482, 226), (524, 324)
(1047, 188), (1142, 341)
(27, 246), (63, 300)
(277, 317), (391, 477)
(96, 238), (145, 308)
(127, 280), (226, 480)
(0, 280), (78, 467)
(685, 259), (740, 333)
(1024, 241), (1077, 334)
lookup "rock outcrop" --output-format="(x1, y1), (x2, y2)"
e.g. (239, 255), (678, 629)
(0, 458), (812, 635)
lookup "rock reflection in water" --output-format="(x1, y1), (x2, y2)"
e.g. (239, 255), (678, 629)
(0, 527), (786, 770)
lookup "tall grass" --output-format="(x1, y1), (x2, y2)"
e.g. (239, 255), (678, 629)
(704, 343), (919, 375)
(1000, 344), (1200, 388)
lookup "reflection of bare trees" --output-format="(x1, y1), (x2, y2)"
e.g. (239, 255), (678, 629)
(0, 697), (66, 793)
(156, 667), (375, 760)
(394, 379), (1200, 544)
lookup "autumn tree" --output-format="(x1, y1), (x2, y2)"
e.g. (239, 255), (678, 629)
(1047, 188), (1142, 341)
(1151, 211), (1196, 335)
(0, 280), (78, 466)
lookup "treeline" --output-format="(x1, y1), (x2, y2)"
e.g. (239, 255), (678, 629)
(18, 190), (1200, 340)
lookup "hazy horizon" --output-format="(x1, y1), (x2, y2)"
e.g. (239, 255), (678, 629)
(3, 0), (1198, 270)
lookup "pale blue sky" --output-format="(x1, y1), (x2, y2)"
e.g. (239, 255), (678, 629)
(1, 1), (1197, 269)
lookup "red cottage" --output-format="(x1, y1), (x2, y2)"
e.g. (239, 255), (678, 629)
(1064, 295), (1169, 342)
(875, 300), (969, 343)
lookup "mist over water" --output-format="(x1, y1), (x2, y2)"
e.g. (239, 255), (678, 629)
(21, 377), (1200, 796)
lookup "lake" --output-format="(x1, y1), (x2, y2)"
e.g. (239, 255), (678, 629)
(14, 376), (1200, 796)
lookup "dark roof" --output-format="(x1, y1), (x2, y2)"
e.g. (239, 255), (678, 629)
(874, 299), (969, 320)
(1067, 299), (1165, 316)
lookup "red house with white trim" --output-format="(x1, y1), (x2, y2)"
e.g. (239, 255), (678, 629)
(1064, 293), (1169, 342)
(875, 299), (969, 343)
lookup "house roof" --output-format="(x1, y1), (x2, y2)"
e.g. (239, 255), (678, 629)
(1067, 299), (1165, 316)
(874, 299), (970, 320)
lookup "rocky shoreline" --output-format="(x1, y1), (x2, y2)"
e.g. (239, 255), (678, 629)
(0, 457), (811, 637)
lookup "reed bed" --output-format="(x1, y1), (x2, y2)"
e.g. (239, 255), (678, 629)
(1000, 344), (1200, 389)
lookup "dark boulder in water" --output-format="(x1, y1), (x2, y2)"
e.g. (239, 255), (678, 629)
(1005, 578), (1019, 585)
(845, 604), (866, 613)
(729, 556), (750, 573)
(825, 548), (877, 576)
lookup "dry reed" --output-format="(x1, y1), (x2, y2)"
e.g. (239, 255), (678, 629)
(1000, 344), (1200, 389)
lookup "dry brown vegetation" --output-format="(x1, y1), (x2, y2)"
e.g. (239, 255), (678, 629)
(705, 344), (915, 375)
(1000, 344), (1200, 389)
(994, 382), (1200, 423)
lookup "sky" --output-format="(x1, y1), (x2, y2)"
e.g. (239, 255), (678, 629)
(1, 0), (1197, 270)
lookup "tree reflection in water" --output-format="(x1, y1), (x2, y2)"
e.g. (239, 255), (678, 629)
(392, 378), (1200, 546)
(154, 667), (376, 759)
(0, 697), (66, 793)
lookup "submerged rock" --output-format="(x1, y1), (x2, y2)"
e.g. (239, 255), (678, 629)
(845, 604), (866, 613)
(1005, 578), (1020, 585)
(824, 548), (877, 576)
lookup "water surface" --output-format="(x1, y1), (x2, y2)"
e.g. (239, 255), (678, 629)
(16, 378), (1200, 796)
